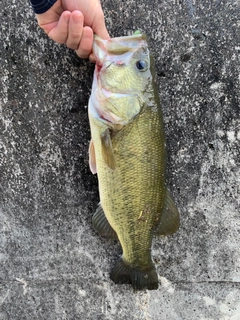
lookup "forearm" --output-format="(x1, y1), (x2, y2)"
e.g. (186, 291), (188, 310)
(29, 0), (57, 14)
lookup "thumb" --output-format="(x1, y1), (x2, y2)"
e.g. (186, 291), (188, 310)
(94, 23), (109, 40)
(92, 14), (110, 40)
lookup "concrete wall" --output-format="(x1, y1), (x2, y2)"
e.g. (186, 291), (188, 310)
(0, 0), (239, 319)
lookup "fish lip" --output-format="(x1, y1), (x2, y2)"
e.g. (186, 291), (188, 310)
(93, 33), (147, 65)
(95, 61), (113, 78)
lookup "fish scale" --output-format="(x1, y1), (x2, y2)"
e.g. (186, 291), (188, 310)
(104, 110), (166, 265)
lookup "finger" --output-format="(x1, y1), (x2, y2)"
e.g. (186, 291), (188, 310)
(92, 11), (110, 40)
(75, 26), (94, 59)
(47, 11), (71, 44)
(66, 11), (84, 50)
(89, 52), (96, 63)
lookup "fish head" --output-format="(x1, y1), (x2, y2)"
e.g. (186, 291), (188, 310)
(91, 33), (155, 126)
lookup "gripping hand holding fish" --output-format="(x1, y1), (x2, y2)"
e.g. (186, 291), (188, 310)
(88, 32), (180, 291)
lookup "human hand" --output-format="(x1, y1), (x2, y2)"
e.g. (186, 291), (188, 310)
(36, 0), (109, 60)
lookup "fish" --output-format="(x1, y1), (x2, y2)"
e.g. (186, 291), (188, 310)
(88, 32), (180, 291)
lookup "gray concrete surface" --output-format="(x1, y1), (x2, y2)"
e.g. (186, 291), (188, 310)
(0, 0), (239, 319)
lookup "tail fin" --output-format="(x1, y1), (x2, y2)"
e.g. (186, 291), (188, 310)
(110, 258), (158, 291)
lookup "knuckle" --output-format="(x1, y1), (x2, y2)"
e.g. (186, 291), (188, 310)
(67, 42), (78, 50)
(70, 32), (81, 40)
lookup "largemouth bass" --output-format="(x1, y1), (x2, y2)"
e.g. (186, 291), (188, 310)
(88, 32), (180, 290)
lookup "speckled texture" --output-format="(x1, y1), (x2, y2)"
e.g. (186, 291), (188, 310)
(0, 0), (239, 319)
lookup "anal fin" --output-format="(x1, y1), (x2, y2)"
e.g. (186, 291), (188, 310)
(155, 190), (180, 236)
(92, 204), (118, 239)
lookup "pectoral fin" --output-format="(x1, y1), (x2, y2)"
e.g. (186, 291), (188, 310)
(155, 190), (180, 236)
(101, 129), (116, 170)
(89, 139), (97, 174)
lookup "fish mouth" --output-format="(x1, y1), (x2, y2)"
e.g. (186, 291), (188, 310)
(93, 33), (147, 66)
(93, 33), (148, 95)
(91, 33), (147, 126)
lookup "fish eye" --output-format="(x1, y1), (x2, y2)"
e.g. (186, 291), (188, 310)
(136, 60), (148, 71)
